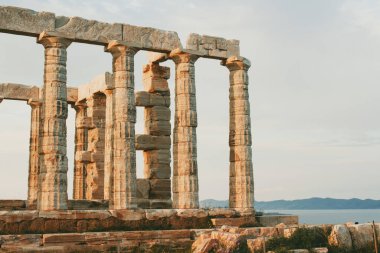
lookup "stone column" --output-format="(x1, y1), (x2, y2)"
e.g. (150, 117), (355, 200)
(170, 50), (199, 209)
(137, 62), (172, 209)
(224, 56), (254, 209)
(105, 41), (138, 209)
(85, 93), (106, 200)
(73, 102), (87, 200)
(37, 33), (71, 210)
(104, 89), (113, 200)
(27, 99), (41, 207)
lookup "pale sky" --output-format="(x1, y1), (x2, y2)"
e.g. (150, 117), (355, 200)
(0, 0), (379, 201)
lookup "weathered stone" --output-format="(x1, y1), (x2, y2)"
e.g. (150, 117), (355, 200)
(247, 237), (268, 253)
(192, 237), (219, 253)
(211, 216), (256, 227)
(136, 179), (150, 199)
(170, 50), (200, 209)
(224, 56), (254, 209)
(0, 200), (26, 210)
(210, 231), (247, 252)
(0, 83), (39, 101)
(135, 91), (170, 107)
(123, 24), (182, 52)
(177, 209), (208, 218)
(0, 234), (42, 249)
(72, 103), (87, 200)
(27, 100), (41, 208)
(0, 6), (55, 36)
(105, 41), (138, 209)
(135, 134), (171, 150)
(55, 17), (122, 44)
(346, 223), (376, 249)
(186, 33), (240, 59)
(328, 224), (353, 249)
(84, 93), (106, 200)
(37, 33), (71, 211)
(145, 209), (176, 220)
(109, 209), (145, 221)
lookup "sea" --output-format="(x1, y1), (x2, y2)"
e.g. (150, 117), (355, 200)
(263, 209), (380, 224)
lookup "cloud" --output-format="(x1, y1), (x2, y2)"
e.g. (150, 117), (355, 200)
(340, 0), (380, 37)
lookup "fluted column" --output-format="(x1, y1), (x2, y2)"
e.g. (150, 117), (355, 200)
(104, 89), (113, 200)
(105, 41), (138, 209)
(27, 99), (41, 208)
(170, 49), (199, 209)
(73, 102), (87, 200)
(37, 33), (71, 210)
(224, 56), (254, 209)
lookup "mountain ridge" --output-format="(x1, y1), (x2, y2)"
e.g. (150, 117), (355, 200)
(200, 197), (380, 210)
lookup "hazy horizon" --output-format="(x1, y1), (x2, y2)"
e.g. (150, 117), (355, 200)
(0, 0), (379, 202)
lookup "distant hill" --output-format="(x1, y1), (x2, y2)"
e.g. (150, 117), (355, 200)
(200, 198), (380, 210)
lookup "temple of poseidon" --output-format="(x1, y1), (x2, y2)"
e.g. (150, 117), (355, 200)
(0, 6), (297, 252)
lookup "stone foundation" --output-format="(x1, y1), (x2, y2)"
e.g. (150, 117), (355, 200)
(0, 208), (256, 235)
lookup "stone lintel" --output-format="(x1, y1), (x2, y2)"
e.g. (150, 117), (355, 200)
(0, 83), (39, 102)
(186, 33), (240, 60)
(169, 48), (205, 60)
(0, 6), (247, 58)
(0, 6), (55, 36)
(77, 72), (112, 101)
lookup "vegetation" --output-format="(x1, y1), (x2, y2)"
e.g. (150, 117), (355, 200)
(262, 227), (376, 253)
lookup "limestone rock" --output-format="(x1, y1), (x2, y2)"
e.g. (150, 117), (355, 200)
(192, 237), (219, 253)
(328, 224), (352, 249)
(210, 231), (248, 252)
(346, 223), (376, 249)
(247, 237), (268, 252)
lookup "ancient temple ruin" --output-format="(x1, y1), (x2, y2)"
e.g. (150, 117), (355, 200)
(0, 6), (253, 213)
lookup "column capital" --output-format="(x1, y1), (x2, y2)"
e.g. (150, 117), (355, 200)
(104, 89), (113, 96)
(71, 100), (87, 110)
(222, 56), (251, 71)
(105, 40), (139, 56)
(37, 31), (71, 49)
(169, 48), (200, 64)
(27, 98), (41, 107)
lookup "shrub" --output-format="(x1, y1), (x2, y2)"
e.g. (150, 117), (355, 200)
(266, 227), (327, 252)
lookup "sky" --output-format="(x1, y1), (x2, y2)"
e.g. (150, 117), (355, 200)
(0, 0), (379, 201)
